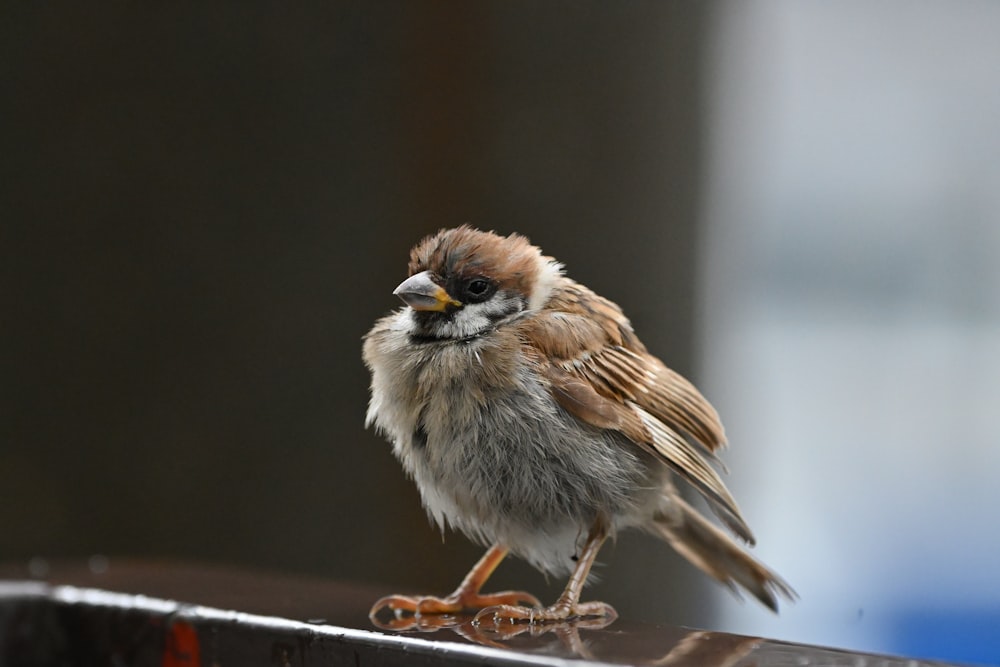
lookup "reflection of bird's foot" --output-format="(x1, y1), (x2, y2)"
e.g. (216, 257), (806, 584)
(369, 590), (542, 627)
(474, 608), (615, 649)
(473, 600), (617, 626)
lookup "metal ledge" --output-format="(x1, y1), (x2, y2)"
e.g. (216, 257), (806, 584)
(0, 561), (968, 666)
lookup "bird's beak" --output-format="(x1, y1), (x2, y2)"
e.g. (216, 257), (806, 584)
(393, 270), (462, 312)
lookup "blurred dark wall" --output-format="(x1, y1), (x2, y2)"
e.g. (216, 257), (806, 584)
(2, 3), (711, 624)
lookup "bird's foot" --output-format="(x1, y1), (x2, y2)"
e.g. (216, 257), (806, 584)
(369, 589), (542, 626)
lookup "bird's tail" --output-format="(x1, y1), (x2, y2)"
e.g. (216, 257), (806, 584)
(651, 496), (796, 612)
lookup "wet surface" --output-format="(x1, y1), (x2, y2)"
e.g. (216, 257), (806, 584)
(0, 560), (970, 666)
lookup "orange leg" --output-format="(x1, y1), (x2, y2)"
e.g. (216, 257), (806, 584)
(474, 519), (617, 625)
(369, 544), (542, 620)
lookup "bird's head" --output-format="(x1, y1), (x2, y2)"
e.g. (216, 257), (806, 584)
(394, 225), (562, 340)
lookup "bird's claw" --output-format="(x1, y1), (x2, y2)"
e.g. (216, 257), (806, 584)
(369, 589), (543, 626)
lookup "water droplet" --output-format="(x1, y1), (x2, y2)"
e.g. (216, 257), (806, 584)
(28, 557), (49, 578)
(88, 554), (110, 574)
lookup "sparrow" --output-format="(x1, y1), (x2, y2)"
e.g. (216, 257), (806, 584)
(363, 225), (794, 624)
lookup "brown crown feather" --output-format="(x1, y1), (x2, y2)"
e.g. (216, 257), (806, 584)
(407, 225), (546, 299)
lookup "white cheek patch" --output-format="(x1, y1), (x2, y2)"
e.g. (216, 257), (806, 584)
(436, 293), (525, 339)
(528, 258), (564, 311)
(446, 306), (494, 339)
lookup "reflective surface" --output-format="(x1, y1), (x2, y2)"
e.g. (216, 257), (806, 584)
(0, 560), (969, 666)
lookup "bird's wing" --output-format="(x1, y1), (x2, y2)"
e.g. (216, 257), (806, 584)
(521, 283), (754, 544)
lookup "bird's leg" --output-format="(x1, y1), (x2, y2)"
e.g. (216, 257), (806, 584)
(369, 544), (542, 620)
(474, 517), (617, 625)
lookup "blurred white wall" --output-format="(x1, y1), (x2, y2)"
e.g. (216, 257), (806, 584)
(700, 2), (1000, 663)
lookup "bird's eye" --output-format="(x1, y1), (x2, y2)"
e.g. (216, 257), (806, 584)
(462, 277), (495, 303)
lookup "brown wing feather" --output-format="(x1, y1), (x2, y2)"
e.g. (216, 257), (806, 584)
(522, 281), (754, 543)
(532, 285), (726, 452)
(628, 351), (729, 455)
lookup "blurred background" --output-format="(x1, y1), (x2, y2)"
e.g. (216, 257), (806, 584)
(3, 2), (999, 665)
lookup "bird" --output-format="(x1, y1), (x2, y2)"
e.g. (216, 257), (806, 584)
(362, 225), (795, 624)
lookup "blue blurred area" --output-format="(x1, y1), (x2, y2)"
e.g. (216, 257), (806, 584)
(702, 2), (1000, 664)
(891, 608), (1000, 666)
